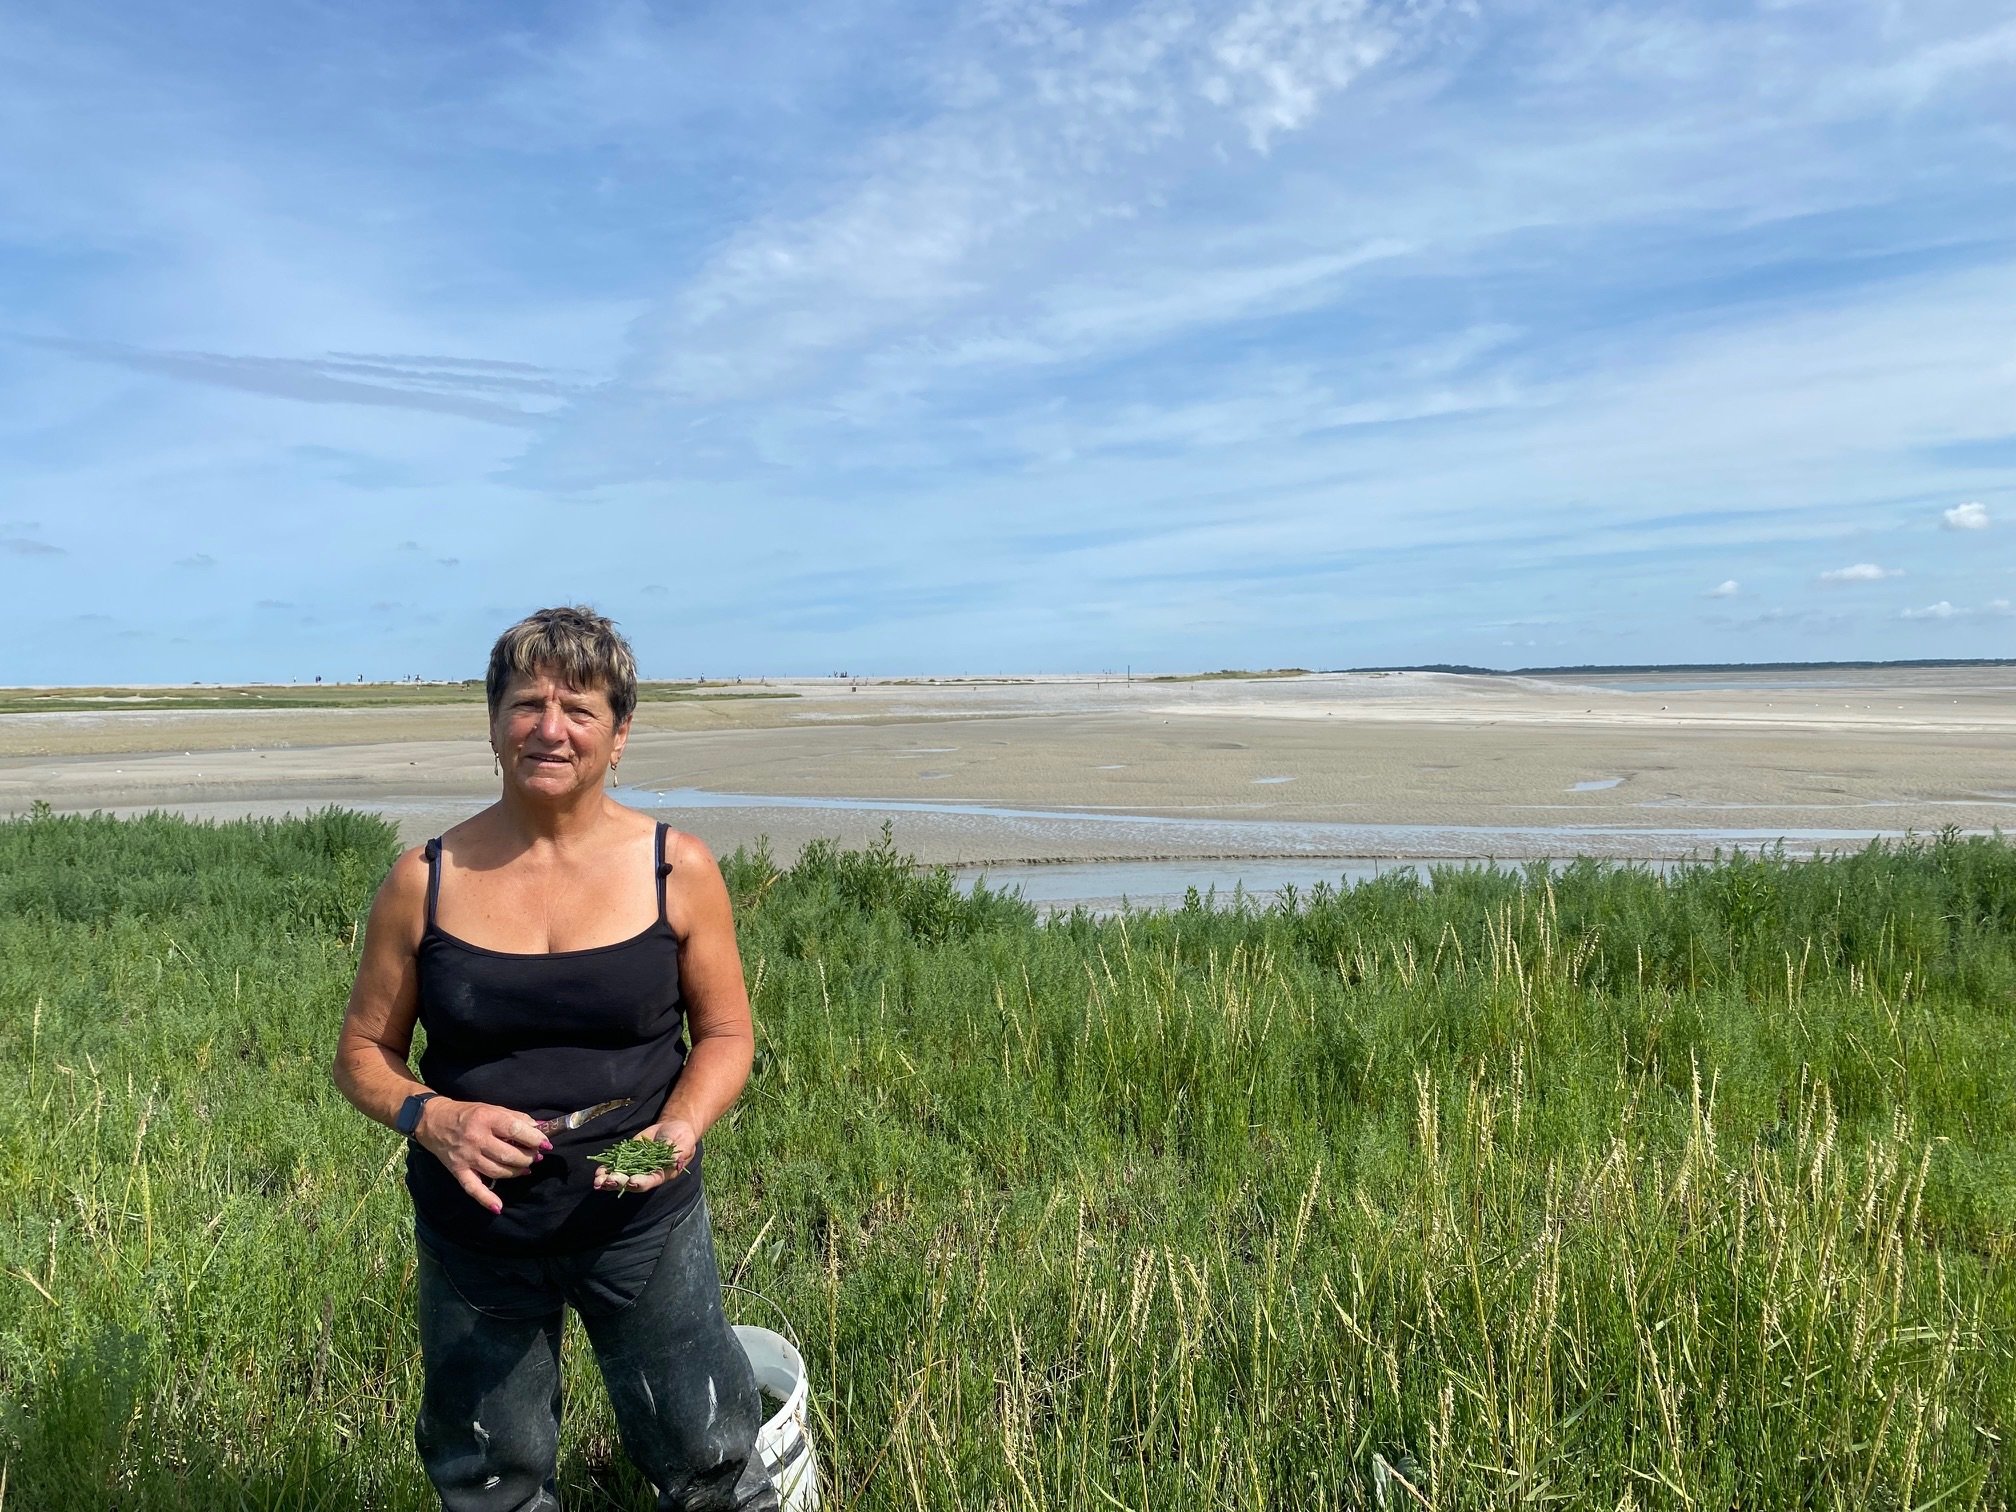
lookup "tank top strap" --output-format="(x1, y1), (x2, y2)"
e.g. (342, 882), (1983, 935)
(654, 822), (674, 924)
(422, 837), (444, 933)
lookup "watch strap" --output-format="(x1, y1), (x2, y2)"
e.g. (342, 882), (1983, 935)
(395, 1091), (438, 1137)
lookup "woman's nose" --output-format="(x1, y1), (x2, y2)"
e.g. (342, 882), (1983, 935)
(537, 705), (567, 739)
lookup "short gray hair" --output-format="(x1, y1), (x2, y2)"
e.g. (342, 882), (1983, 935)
(485, 606), (639, 726)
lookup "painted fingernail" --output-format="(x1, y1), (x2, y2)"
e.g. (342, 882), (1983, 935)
(540, 1139), (552, 1151)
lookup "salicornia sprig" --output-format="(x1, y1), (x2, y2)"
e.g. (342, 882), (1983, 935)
(590, 1135), (684, 1192)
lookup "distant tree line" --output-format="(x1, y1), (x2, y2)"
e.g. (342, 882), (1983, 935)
(1341, 657), (2016, 676)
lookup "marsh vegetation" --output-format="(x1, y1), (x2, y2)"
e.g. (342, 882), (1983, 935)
(1, 811), (2011, 1508)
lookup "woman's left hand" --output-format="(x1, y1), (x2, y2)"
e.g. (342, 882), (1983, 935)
(594, 1117), (698, 1195)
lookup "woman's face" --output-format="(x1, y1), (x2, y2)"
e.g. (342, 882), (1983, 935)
(491, 667), (629, 798)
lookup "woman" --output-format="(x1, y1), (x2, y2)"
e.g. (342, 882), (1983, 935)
(333, 606), (778, 1512)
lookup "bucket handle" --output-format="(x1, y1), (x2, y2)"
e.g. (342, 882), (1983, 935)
(723, 1281), (807, 1359)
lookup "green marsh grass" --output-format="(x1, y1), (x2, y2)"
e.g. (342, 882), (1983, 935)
(1, 812), (2010, 1508)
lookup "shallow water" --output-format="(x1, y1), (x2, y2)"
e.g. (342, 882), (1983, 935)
(952, 855), (1696, 914)
(612, 785), (1895, 848)
(128, 783), (1974, 913)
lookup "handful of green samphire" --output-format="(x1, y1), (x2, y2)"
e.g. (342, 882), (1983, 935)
(590, 1135), (684, 1193)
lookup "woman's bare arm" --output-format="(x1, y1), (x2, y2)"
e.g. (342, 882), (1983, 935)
(332, 847), (548, 1215)
(331, 846), (430, 1123)
(599, 833), (755, 1193)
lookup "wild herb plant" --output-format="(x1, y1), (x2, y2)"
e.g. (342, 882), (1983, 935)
(591, 1137), (685, 1184)
(1, 810), (2010, 1509)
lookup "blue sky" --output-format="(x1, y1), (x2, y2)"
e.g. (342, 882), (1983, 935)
(2, 0), (2012, 681)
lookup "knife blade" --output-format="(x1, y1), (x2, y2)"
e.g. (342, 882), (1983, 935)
(532, 1097), (634, 1134)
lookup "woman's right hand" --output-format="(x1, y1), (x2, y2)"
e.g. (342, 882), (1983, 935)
(414, 1099), (551, 1215)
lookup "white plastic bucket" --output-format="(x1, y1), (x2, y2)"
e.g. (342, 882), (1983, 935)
(734, 1323), (820, 1511)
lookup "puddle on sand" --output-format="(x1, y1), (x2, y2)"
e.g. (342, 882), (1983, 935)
(613, 786), (1916, 860)
(1253, 775), (1296, 785)
(956, 856), (1693, 916)
(1571, 778), (1624, 791)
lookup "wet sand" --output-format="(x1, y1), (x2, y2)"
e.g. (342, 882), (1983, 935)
(2, 669), (2011, 867)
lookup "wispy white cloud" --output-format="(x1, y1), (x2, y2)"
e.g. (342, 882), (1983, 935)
(617, 1), (1445, 411)
(1900, 597), (2013, 621)
(1820, 563), (1903, 583)
(30, 337), (571, 426)
(1203, 0), (1416, 150)
(1853, 17), (2016, 107)
(1942, 501), (1990, 530)
(1705, 580), (1738, 598)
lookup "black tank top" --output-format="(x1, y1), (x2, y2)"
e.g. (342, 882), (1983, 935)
(406, 822), (702, 1254)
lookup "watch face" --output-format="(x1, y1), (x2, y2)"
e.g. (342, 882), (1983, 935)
(398, 1094), (430, 1135)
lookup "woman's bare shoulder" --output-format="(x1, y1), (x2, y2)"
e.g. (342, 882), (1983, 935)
(355, 844), (432, 954)
(663, 828), (722, 878)
(661, 829), (729, 934)
(378, 843), (432, 907)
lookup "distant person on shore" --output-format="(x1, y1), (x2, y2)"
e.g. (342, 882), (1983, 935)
(333, 605), (777, 1512)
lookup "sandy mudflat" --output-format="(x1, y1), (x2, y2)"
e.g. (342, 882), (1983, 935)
(2, 669), (2011, 866)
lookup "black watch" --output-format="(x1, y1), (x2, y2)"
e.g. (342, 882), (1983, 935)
(395, 1091), (439, 1138)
